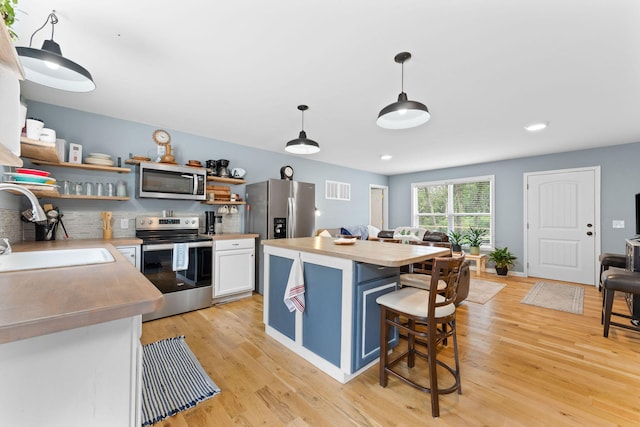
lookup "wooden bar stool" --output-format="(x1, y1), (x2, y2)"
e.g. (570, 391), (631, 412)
(601, 269), (640, 337)
(376, 257), (464, 418)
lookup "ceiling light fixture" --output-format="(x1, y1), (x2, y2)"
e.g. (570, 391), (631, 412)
(524, 121), (549, 132)
(380, 154), (393, 160)
(377, 52), (430, 130)
(16, 11), (95, 92)
(285, 105), (320, 154)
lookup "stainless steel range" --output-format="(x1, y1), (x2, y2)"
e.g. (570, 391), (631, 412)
(136, 216), (212, 321)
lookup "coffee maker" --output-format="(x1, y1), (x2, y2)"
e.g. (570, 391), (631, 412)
(205, 211), (223, 235)
(205, 211), (216, 234)
(217, 159), (230, 178)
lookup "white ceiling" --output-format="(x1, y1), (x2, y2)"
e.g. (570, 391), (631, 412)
(12, 0), (640, 175)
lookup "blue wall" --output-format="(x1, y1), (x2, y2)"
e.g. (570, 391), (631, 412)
(388, 142), (640, 272)
(24, 101), (388, 230)
(18, 101), (640, 274)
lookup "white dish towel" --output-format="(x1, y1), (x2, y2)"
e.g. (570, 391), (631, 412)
(172, 243), (189, 271)
(284, 257), (305, 312)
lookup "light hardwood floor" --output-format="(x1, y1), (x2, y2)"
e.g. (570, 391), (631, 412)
(141, 273), (640, 426)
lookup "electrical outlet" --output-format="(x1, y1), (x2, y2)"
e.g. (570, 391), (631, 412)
(121, 218), (129, 229)
(157, 145), (166, 156)
(612, 220), (625, 229)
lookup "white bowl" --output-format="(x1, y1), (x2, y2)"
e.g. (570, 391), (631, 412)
(231, 168), (246, 178)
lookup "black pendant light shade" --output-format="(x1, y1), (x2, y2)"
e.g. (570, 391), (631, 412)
(16, 12), (95, 92)
(285, 105), (320, 154)
(377, 52), (430, 129)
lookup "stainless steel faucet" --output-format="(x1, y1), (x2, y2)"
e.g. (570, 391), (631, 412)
(0, 183), (47, 222)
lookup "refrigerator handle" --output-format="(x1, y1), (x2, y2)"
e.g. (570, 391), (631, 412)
(287, 197), (295, 238)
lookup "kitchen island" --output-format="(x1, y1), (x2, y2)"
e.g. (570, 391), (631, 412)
(0, 238), (163, 427)
(262, 237), (449, 383)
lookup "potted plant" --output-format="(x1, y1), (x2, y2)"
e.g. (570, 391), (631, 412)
(448, 230), (464, 253)
(488, 246), (517, 276)
(1, 0), (18, 40)
(465, 227), (486, 255)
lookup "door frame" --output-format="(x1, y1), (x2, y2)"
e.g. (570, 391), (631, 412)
(369, 184), (389, 230)
(523, 166), (601, 285)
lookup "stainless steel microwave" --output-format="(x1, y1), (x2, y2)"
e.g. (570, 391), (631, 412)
(137, 162), (207, 200)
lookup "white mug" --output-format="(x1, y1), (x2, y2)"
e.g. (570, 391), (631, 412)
(230, 205), (238, 214)
(218, 205), (229, 215)
(26, 119), (44, 140)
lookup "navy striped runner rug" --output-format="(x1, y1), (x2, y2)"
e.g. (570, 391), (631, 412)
(142, 336), (221, 426)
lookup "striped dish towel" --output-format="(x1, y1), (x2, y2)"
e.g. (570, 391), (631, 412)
(284, 257), (305, 312)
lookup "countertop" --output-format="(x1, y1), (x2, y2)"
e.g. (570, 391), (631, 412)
(205, 233), (259, 241)
(0, 238), (163, 344)
(262, 237), (450, 267)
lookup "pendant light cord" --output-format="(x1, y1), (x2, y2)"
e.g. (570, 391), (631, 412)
(29, 11), (58, 48)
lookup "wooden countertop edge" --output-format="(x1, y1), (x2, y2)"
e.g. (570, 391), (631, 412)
(0, 240), (162, 344)
(262, 237), (450, 267)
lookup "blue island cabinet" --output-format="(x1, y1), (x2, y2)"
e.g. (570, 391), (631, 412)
(352, 263), (399, 371)
(263, 245), (399, 383)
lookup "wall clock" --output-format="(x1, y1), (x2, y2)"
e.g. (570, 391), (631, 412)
(153, 129), (171, 145)
(280, 165), (294, 180)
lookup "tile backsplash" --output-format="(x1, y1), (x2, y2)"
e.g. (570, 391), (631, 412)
(1, 208), (242, 243)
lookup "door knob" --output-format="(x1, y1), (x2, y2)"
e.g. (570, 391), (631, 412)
(587, 231), (593, 236)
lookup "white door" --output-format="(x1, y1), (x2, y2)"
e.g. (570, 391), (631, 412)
(526, 167), (599, 285)
(369, 185), (388, 230)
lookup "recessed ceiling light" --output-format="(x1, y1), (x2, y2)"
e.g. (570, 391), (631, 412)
(524, 121), (549, 132)
(380, 154), (393, 160)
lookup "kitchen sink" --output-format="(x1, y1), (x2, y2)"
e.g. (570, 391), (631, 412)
(0, 248), (115, 273)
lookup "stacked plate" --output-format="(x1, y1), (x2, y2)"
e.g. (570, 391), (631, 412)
(5, 168), (57, 186)
(85, 153), (115, 166)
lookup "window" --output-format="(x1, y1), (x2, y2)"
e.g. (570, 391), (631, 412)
(411, 175), (494, 248)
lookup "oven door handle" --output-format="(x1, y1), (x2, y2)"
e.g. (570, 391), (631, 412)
(142, 241), (212, 251)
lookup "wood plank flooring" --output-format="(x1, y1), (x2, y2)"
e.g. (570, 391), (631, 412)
(141, 273), (640, 426)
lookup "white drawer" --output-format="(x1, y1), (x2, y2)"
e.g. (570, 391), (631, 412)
(215, 238), (254, 251)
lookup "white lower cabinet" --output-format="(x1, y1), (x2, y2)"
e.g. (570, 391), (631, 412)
(116, 245), (140, 270)
(213, 238), (255, 302)
(0, 316), (142, 427)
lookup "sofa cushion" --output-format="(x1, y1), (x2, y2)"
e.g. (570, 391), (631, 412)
(424, 231), (449, 242)
(394, 227), (427, 242)
(377, 230), (395, 239)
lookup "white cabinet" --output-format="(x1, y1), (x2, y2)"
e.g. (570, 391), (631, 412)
(213, 238), (255, 303)
(0, 18), (25, 166)
(116, 245), (141, 270)
(0, 316), (142, 427)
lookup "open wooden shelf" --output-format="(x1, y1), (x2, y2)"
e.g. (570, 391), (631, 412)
(6, 185), (60, 198)
(201, 201), (246, 205)
(57, 195), (130, 201)
(29, 159), (131, 173)
(206, 176), (246, 185)
(20, 137), (61, 163)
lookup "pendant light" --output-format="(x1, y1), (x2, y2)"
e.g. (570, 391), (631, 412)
(377, 52), (430, 129)
(16, 11), (95, 92)
(285, 105), (320, 154)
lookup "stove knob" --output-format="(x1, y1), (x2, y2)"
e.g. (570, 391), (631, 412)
(139, 219), (145, 225)
(191, 220), (196, 224)
(148, 220), (153, 225)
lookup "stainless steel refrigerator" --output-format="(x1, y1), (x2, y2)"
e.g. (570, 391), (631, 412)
(245, 179), (315, 294)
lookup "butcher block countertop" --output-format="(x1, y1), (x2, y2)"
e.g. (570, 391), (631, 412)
(262, 237), (450, 267)
(0, 238), (163, 344)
